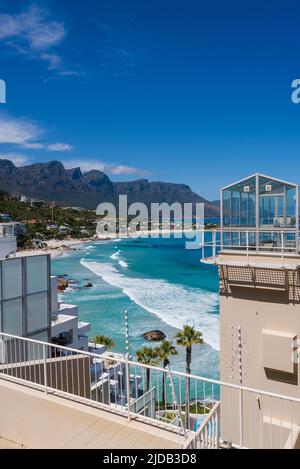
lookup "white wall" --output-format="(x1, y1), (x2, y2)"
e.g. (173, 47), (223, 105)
(0, 237), (17, 260)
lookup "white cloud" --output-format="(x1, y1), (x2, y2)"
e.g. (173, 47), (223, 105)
(22, 142), (45, 150)
(0, 114), (42, 145)
(63, 159), (150, 177)
(0, 6), (67, 71)
(40, 52), (62, 70)
(58, 70), (84, 77)
(0, 153), (31, 166)
(108, 164), (149, 176)
(0, 6), (66, 49)
(0, 114), (74, 153)
(47, 143), (73, 152)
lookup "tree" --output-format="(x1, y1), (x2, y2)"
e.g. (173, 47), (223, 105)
(136, 346), (160, 391)
(156, 340), (178, 407)
(175, 325), (203, 429)
(92, 335), (114, 350)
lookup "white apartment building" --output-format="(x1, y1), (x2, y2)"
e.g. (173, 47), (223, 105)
(0, 223), (91, 358)
(50, 277), (91, 351)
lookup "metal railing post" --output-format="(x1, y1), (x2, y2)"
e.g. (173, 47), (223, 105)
(239, 387), (243, 448)
(246, 231), (249, 265)
(213, 230), (216, 260)
(202, 232), (205, 260)
(43, 343), (48, 395)
(281, 231), (284, 266)
(126, 355), (131, 421)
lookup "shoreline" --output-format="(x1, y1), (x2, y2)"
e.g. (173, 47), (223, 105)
(15, 228), (202, 258)
(96, 227), (201, 239)
(16, 238), (93, 259)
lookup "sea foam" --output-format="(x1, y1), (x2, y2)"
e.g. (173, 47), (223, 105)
(80, 258), (220, 350)
(110, 250), (121, 260)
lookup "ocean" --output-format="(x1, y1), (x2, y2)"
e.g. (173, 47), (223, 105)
(52, 235), (220, 380)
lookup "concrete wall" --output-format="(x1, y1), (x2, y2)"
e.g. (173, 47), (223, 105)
(219, 256), (300, 448)
(0, 236), (17, 259)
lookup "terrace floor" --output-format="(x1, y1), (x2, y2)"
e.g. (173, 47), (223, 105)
(0, 379), (185, 449)
(0, 437), (27, 449)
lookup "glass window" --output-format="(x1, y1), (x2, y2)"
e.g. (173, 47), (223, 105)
(2, 298), (22, 335)
(222, 176), (256, 227)
(26, 292), (49, 334)
(258, 176), (297, 228)
(26, 256), (48, 294)
(2, 259), (22, 300)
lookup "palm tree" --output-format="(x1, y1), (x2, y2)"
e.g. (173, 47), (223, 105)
(175, 325), (203, 429)
(92, 334), (114, 350)
(136, 346), (160, 391)
(156, 340), (178, 407)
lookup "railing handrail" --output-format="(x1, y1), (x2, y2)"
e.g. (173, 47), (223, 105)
(200, 227), (300, 264)
(182, 401), (221, 449)
(203, 228), (299, 232)
(2, 330), (300, 405)
(195, 401), (220, 435)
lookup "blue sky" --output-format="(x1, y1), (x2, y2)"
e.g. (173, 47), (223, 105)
(0, 0), (300, 199)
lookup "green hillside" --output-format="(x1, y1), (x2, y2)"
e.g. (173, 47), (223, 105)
(0, 191), (97, 247)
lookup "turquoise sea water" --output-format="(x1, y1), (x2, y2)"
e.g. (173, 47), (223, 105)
(52, 236), (220, 380)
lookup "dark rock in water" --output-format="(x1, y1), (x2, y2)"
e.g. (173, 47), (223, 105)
(143, 330), (166, 342)
(57, 278), (68, 291)
(68, 279), (79, 285)
(84, 282), (93, 288)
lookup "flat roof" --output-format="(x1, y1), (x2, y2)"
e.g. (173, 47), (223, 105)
(222, 173), (299, 191)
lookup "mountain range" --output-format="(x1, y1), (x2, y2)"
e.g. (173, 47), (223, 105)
(0, 160), (219, 216)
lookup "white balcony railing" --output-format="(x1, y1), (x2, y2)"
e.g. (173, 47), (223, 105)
(183, 401), (220, 449)
(1, 331), (300, 448)
(200, 229), (300, 264)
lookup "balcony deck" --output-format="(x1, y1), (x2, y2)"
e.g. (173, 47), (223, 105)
(0, 379), (184, 449)
(202, 251), (300, 269)
(0, 437), (27, 449)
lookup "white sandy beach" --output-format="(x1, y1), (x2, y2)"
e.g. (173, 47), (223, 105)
(15, 228), (202, 258)
(16, 239), (91, 259)
(95, 227), (201, 239)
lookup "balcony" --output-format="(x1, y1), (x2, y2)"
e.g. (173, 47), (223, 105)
(201, 173), (300, 265)
(77, 321), (91, 336)
(1, 332), (300, 448)
(201, 229), (300, 267)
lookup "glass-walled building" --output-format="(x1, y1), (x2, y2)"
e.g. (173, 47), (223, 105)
(0, 255), (51, 341)
(220, 174), (299, 253)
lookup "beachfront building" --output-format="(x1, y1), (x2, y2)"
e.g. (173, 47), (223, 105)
(0, 223), (91, 359)
(201, 173), (300, 449)
(50, 276), (91, 351)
